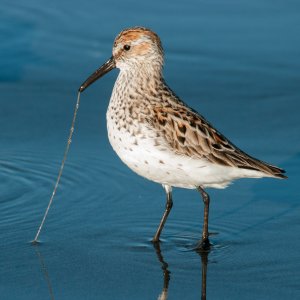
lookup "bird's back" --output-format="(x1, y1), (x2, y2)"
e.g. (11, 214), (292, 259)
(146, 84), (287, 180)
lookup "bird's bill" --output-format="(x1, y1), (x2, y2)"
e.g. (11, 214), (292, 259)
(78, 56), (116, 92)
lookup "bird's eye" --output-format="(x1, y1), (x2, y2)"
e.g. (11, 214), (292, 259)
(123, 44), (131, 51)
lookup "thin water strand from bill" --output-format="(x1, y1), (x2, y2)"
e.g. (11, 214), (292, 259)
(32, 92), (82, 244)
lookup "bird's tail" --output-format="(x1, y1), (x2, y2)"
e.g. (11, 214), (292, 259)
(261, 163), (287, 179)
(241, 157), (287, 179)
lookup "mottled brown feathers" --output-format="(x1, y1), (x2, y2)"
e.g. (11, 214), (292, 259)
(149, 98), (287, 178)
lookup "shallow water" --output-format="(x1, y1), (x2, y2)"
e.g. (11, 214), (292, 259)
(1, 0), (300, 299)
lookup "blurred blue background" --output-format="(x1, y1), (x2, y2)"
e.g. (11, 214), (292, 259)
(0, 0), (299, 299)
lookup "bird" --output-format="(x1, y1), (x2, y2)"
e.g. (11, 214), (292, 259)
(79, 27), (287, 249)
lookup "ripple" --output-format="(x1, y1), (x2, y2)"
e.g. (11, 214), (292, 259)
(0, 149), (132, 241)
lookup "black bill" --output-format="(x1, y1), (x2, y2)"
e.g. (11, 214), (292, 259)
(78, 56), (116, 92)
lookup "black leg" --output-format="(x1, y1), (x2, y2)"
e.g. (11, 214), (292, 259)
(153, 185), (173, 242)
(197, 186), (210, 249)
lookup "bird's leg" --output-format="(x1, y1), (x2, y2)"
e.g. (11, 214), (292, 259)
(152, 185), (173, 243)
(197, 186), (211, 249)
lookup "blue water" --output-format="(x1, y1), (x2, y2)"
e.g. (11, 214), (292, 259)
(1, 0), (300, 299)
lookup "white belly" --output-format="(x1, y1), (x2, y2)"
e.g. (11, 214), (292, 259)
(106, 111), (253, 189)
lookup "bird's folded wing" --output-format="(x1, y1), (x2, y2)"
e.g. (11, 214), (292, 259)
(148, 105), (286, 178)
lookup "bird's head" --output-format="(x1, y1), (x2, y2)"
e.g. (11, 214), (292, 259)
(79, 27), (163, 92)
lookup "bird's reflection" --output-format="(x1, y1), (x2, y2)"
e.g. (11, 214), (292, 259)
(198, 249), (209, 300)
(153, 242), (171, 300)
(34, 247), (55, 300)
(34, 242), (208, 300)
(153, 242), (209, 300)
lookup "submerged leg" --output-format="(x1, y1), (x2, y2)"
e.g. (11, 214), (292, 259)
(152, 185), (173, 242)
(197, 186), (210, 249)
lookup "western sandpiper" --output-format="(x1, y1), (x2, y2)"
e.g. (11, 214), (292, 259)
(79, 27), (286, 249)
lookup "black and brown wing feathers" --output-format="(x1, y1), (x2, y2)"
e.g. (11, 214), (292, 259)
(150, 104), (287, 179)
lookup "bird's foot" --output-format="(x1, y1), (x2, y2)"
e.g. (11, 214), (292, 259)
(152, 237), (161, 245)
(195, 238), (211, 252)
